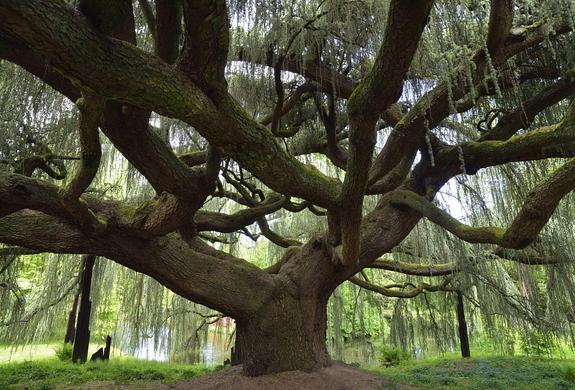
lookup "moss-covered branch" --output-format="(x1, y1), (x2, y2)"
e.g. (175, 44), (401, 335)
(368, 258), (456, 276)
(454, 100), (575, 174)
(0, 173), (101, 231)
(391, 157), (575, 249)
(486, 0), (514, 58)
(479, 69), (575, 141)
(0, 0), (341, 209)
(340, 0), (434, 266)
(366, 247), (560, 277)
(179, 0), (228, 92)
(368, 13), (573, 189)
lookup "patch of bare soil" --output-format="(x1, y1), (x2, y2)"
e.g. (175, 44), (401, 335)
(157, 363), (420, 390)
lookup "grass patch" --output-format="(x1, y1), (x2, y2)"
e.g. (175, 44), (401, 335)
(0, 344), (57, 363)
(0, 358), (213, 389)
(374, 356), (575, 389)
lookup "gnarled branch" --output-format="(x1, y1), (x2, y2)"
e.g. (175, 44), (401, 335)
(340, 0), (434, 266)
(349, 276), (456, 298)
(391, 158), (575, 249)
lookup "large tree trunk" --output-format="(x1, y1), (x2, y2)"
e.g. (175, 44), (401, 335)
(232, 235), (345, 376)
(236, 293), (331, 376)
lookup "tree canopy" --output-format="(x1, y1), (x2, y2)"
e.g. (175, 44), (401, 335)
(1, 0), (575, 376)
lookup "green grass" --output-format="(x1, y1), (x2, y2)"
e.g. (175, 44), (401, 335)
(373, 356), (575, 390)
(0, 358), (213, 389)
(0, 342), (127, 363)
(0, 344), (59, 363)
(3, 350), (575, 389)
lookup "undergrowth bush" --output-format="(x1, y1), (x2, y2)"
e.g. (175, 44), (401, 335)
(379, 346), (411, 367)
(54, 343), (73, 362)
(561, 365), (575, 382)
(520, 331), (555, 356)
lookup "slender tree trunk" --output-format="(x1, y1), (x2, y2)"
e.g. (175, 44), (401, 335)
(236, 293), (331, 376)
(456, 291), (471, 358)
(231, 332), (241, 366)
(64, 257), (86, 344)
(64, 288), (81, 344)
(72, 255), (96, 363)
(103, 335), (111, 360)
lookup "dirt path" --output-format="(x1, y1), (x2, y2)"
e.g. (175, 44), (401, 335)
(155, 363), (420, 390)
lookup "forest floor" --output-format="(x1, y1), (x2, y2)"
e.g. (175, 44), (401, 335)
(160, 363), (416, 390)
(374, 355), (575, 389)
(0, 355), (574, 389)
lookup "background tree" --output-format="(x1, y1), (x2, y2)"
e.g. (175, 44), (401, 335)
(1, 0), (575, 376)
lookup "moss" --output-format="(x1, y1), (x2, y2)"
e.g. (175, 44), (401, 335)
(117, 203), (137, 219)
(525, 19), (545, 32)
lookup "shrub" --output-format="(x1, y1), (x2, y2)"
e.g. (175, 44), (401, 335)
(54, 343), (73, 362)
(561, 365), (575, 382)
(379, 346), (411, 367)
(519, 331), (554, 356)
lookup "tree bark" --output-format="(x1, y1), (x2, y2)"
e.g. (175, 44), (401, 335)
(230, 236), (341, 376)
(236, 293), (331, 376)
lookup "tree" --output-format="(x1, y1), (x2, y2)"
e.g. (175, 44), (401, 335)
(0, 0), (574, 376)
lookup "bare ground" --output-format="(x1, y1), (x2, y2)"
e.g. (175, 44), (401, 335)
(154, 363), (420, 390)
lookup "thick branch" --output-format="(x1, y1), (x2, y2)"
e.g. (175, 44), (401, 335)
(480, 70), (575, 141)
(138, 0), (156, 43)
(0, 0), (341, 209)
(340, 0), (434, 266)
(195, 194), (286, 233)
(0, 208), (276, 319)
(178, 0), (228, 92)
(0, 33), (80, 100)
(130, 192), (193, 237)
(486, 0), (514, 57)
(0, 173), (78, 220)
(0, 247), (43, 256)
(78, 0), (136, 41)
(155, 0), (181, 64)
(391, 158), (575, 249)
(368, 257), (456, 276)
(366, 247), (559, 277)
(368, 14), (573, 188)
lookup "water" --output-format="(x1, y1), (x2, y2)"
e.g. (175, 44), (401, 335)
(133, 325), (232, 366)
(133, 324), (381, 367)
